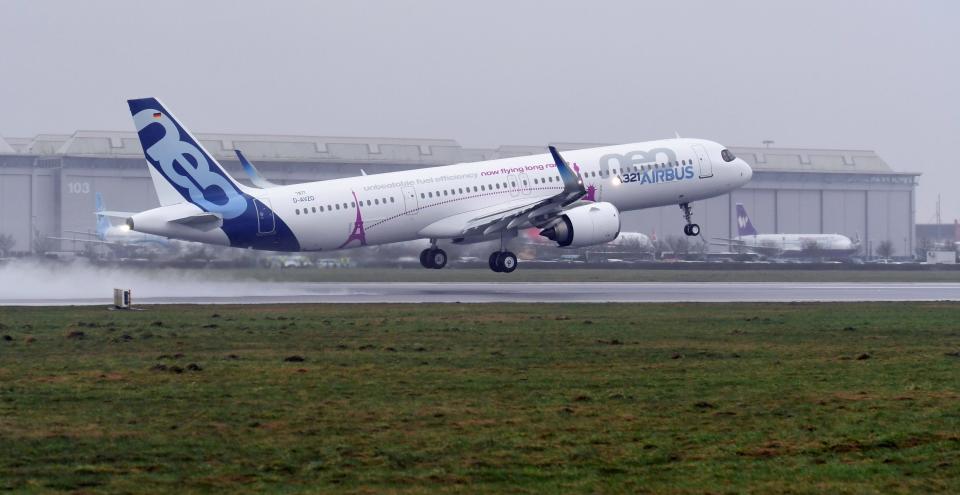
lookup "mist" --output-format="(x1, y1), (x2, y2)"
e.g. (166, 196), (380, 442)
(0, 260), (297, 303)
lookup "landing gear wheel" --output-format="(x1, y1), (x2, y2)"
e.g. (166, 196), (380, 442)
(497, 251), (518, 273)
(430, 249), (447, 269)
(679, 202), (699, 237)
(420, 249), (432, 268)
(489, 252), (502, 272)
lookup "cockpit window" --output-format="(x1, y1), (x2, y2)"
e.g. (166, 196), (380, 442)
(721, 149), (736, 162)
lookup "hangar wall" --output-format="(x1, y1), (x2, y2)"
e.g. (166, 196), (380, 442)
(0, 132), (918, 257)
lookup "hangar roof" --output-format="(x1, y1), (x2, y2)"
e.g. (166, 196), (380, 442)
(0, 130), (910, 175)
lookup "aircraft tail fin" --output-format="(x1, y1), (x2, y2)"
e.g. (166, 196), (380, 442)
(95, 193), (112, 239)
(736, 203), (759, 236)
(127, 97), (252, 220)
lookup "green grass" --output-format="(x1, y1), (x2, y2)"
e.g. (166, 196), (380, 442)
(1, 303), (959, 493)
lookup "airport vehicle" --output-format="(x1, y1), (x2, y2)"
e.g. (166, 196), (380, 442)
(714, 203), (859, 258)
(51, 192), (169, 248)
(118, 98), (752, 273)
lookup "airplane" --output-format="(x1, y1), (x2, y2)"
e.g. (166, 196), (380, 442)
(115, 97), (753, 273)
(713, 203), (860, 258)
(50, 192), (170, 248)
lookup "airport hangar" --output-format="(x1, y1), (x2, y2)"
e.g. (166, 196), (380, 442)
(0, 131), (919, 257)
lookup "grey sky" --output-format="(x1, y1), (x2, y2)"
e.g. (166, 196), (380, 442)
(1, 0), (957, 221)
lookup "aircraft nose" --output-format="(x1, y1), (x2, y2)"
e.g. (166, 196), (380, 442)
(739, 159), (753, 182)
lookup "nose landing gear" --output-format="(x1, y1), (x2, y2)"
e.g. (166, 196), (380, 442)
(680, 202), (700, 237)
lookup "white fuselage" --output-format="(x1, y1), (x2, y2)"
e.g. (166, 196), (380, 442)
(734, 233), (858, 255)
(135, 138), (752, 251)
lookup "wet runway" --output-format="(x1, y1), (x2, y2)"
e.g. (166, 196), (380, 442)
(4, 282), (960, 305)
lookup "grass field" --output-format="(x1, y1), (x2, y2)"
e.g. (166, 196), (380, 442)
(1, 303), (959, 493)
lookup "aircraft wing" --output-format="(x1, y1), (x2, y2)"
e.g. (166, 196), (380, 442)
(712, 237), (747, 244)
(418, 146), (587, 240)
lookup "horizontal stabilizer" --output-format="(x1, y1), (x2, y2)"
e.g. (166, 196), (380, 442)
(48, 236), (118, 246)
(97, 210), (136, 218)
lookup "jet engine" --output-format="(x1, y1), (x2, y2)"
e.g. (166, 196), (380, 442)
(539, 202), (621, 248)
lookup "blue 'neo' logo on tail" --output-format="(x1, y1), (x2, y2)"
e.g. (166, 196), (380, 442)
(128, 98), (247, 219)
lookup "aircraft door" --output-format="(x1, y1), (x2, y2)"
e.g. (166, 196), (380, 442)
(254, 198), (276, 235)
(692, 144), (714, 178)
(402, 186), (419, 215)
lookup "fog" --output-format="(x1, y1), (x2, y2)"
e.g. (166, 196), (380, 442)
(0, 260), (298, 303)
(0, 0), (957, 220)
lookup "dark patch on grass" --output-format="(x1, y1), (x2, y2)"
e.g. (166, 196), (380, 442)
(283, 355), (305, 362)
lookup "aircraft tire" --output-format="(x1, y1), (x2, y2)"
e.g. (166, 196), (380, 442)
(420, 249), (433, 269)
(430, 249), (447, 269)
(489, 252), (502, 272)
(497, 251), (518, 273)
(688, 224), (700, 236)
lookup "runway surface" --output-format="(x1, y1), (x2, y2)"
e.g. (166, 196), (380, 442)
(4, 282), (960, 305)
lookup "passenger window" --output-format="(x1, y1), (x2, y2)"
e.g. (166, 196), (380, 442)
(390, 197), (395, 203)
(295, 209), (300, 215)
(327, 204), (332, 210)
(335, 204), (340, 210)
(311, 207), (316, 213)
(495, 183), (500, 189)
(428, 192), (433, 198)
(421, 193), (425, 199)
(374, 198), (379, 205)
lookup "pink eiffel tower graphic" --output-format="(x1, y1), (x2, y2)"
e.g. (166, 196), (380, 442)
(338, 191), (367, 248)
(572, 162), (596, 201)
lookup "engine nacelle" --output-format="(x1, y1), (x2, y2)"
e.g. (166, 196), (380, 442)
(539, 202), (621, 248)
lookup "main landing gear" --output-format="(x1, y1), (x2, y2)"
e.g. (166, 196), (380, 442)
(419, 240), (447, 270)
(680, 202), (700, 237)
(488, 251), (517, 273)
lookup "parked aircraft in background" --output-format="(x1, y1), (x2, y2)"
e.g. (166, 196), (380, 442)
(713, 203), (859, 258)
(116, 98), (752, 273)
